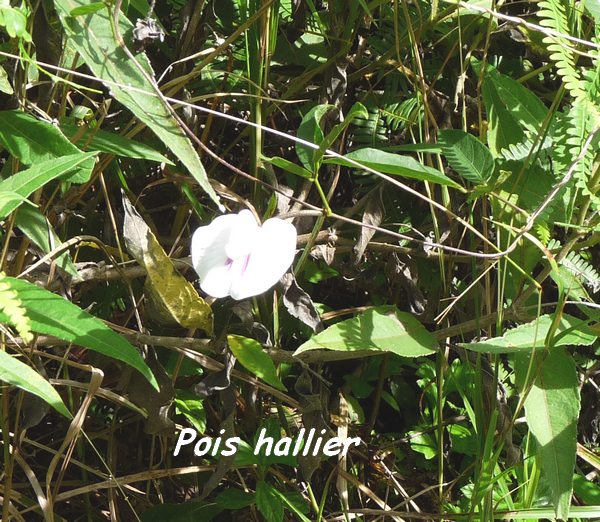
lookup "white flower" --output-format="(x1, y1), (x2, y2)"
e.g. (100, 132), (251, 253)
(191, 209), (297, 300)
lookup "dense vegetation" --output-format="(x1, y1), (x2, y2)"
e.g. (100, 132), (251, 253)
(1, 0), (600, 520)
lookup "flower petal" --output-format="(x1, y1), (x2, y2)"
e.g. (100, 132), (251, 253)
(224, 209), (259, 260)
(191, 214), (239, 298)
(229, 217), (297, 300)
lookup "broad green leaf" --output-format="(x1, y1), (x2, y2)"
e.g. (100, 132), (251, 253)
(0, 350), (71, 417)
(573, 474), (600, 505)
(0, 152), (98, 218)
(0, 65), (13, 94)
(0, 191), (30, 217)
(256, 481), (284, 522)
(174, 389), (206, 433)
(460, 314), (596, 354)
(122, 195), (213, 333)
(482, 78), (525, 156)
(0, 277), (158, 390)
(296, 104), (333, 171)
(325, 148), (462, 188)
(61, 122), (173, 164)
(584, 0), (600, 22)
(294, 306), (438, 357)
(227, 335), (286, 391)
(53, 0), (221, 207)
(14, 205), (80, 280)
(262, 155), (312, 179)
(409, 430), (437, 459)
(515, 348), (579, 519)
(215, 489), (255, 510)
(0, 4), (31, 41)
(0, 110), (95, 183)
(438, 129), (494, 185)
(478, 62), (547, 155)
(70, 2), (104, 15)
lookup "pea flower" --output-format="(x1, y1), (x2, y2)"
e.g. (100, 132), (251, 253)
(191, 209), (297, 300)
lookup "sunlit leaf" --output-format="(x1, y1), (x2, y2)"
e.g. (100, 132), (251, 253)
(0, 350), (71, 418)
(227, 335), (286, 391)
(53, 0), (221, 206)
(0, 277), (158, 390)
(294, 306), (438, 358)
(122, 195), (213, 333)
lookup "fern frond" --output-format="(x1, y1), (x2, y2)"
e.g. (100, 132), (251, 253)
(561, 251), (600, 293)
(547, 239), (600, 293)
(0, 272), (33, 342)
(501, 132), (552, 164)
(537, 0), (587, 100)
(351, 105), (388, 146)
(382, 97), (421, 133)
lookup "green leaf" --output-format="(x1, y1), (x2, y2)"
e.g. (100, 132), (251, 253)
(584, 0), (600, 22)
(0, 277), (158, 390)
(515, 348), (579, 519)
(122, 195), (213, 332)
(409, 430), (437, 459)
(0, 350), (71, 418)
(271, 490), (311, 522)
(325, 148), (462, 188)
(53, 0), (221, 207)
(438, 129), (495, 185)
(61, 122), (173, 164)
(295, 104), (333, 171)
(262, 155), (312, 179)
(315, 102), (369, 165)
(140, 501), (223, 522)
(70, 2), (105, 15)
(14, 205), (80, 280)
(227, 335), (286, 391)
(460, 314), (596, 354)
(0, 65), (13, 94)
(0, 110), (95, 183)
(255, 481), (284, 522)
(478, 62), (547, 155)
(0, 191), (31, 217)
(215, 489), (255, 510)
(573, 474), (600, 505)
(0, 152), (98, 218)
(294, 306), (438, 357)
(174, 389), (206, 433)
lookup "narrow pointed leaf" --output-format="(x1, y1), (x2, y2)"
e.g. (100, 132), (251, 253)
(0, 110), (95, 183)
(460, 314), (596, 353)
(296, 104), (333, 171)
(61, 122), (173, 164)
(0, 152), (98, 218)
(325, 148), (462, 188)
(515, 348), (579, 519)
(53, 0), (221, 206)
(0, 350), (71, 418)
(0, 277), (158, 390)
(14, 206), (80, 280)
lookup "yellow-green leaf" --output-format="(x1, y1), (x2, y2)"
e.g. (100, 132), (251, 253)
(122, 195), (213, 333)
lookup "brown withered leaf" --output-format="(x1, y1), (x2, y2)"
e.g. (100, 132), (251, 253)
(122, 193), (213, 333)
(281, 273), (323, 333)
(354, 185), (384, 264)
